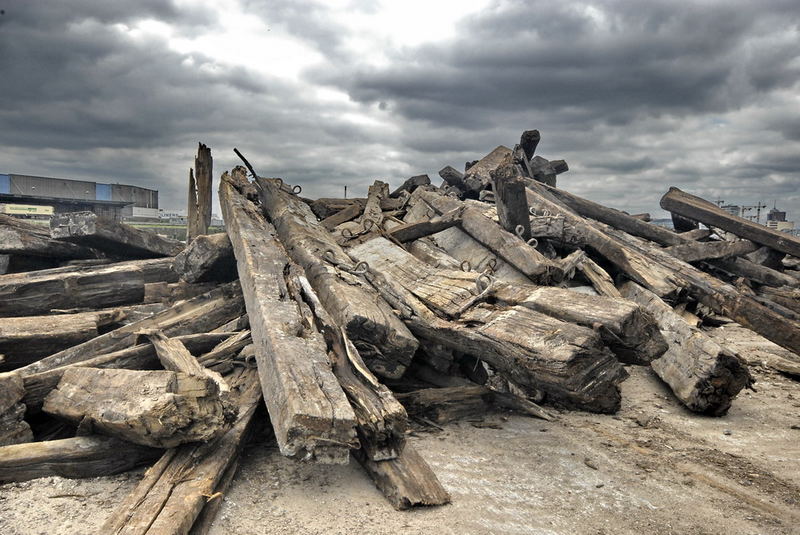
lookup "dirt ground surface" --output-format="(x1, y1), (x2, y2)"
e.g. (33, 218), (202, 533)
(1, 325), (799, 535)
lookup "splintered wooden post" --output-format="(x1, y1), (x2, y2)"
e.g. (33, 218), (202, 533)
(220, 169), (357, 463)
(187, 142), (213, 242)
(492, 158), (532, 241)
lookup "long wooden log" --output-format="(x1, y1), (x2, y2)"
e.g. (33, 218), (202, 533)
(0, 436), (162, 483)
(220, 170), (357, 463)
(256, 173), (418, 379)
(187, 142), (213, 242)
(597, 222), (800, 360)
(0, 214), (98, 259)
(173, 232), (236, 283)
(351, 237), (627, 413)
(51, 211), (184, 258)
(386, 207), (463, 243)
(100, 367), (262, 535)
(757, 286), (800, 315)
(0, 309), (124, 371)
(661, 187), (800, 258)
(664, 239), (760, 263)
(619, 282), (753, 415)
(709, 257), (797, 287)
(353, 444), (451, 510)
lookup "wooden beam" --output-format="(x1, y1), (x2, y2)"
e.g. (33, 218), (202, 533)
(0, 436), (161, 483)
(619, 282), (753, 415)
(661, 187), (800, 258)
(51, 212), (184, 258)
(187, 142), (213, 242)
(173, 232), (236, 283)
(256, 174), (418, 379)
(220, 169), (357, 463)
(463, 146), (512, 192)
(664, 239), (760, 263)
(492, 159), (532, 241)
(390, 174), (430, 198)
(0, 214), (98, 259)
(386, 207), (463, 243)
(321, 202), (363, 230)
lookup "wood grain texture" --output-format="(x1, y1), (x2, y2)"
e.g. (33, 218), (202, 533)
(173, 232), (236, 283)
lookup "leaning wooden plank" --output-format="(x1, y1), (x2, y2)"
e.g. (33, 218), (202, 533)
(100, 368), (261, 535)
(664, 239), (760, 263)
(18, 333), (232, 412)
(463, 145), (512, 192)
(291, 271), (408, 461)
(0, 436), (161, 483)
(0, 213), (98, 259)
(255, 172), (418, 379)
(145, 330), (230, 395)
(619, 281), (753, 415)
(0, 309), (125, 371)
(173, 232), (236, 283)
(351, 237), (627, 412)
(51, 211), (184, 258)
(43, 367), (236, 448)
(419, 190), (558, 283)
(661, 187), (800, 258)
(578, 256), (622, 297)
(220, 171), (357, 463)
(354, 444), (451, 510)
(598, 222), (800, 360)
(525, 183), (680, 297)
(187, 142), (213, 242)
(14, 281), (244, 377)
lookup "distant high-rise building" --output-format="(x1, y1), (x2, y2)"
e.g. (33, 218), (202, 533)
(767, 208), (787, 222)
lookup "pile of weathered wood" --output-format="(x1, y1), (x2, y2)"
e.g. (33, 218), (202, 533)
(2, 133), (799, 532)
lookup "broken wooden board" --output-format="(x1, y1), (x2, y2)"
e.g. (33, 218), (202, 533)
(463, 145), (512, 192)
(220, 170), (357, 463)
(0, 435), (161, 483)
(353, 444), (451, 511)
(173, 232), (236, 283)
(99, 367), (262, 535)
(661, 187), (800, 258)
(43, 367), (236, 448)
(0, 214), (98, 259)
(51, 211), (184, 258)
(619, 281), (753, 415)
(256, 173), (418, 379)
(0, 309), (125, 371)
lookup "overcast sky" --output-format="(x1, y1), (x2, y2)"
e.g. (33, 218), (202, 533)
(1, 0), (798, 221)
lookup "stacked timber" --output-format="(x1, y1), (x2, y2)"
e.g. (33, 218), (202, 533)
(2, 133), (798, 533)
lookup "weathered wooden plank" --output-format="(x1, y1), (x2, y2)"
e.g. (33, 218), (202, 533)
(757, 286), (800, 315)
(145, 330), (230, 394)
(220, 170), (357, 463)
(100, 368), (262, 535)
(0, 309), (125, 371)
(43, 367), (235, 448)
(387, 207), (463, 243)
(0, 214), (98, 259)
(492, 158), (532, 241)
(173, 232), (236, 283)
(187, 142), (213, 242)
(51, 211), (184, 258)
(661, 187), (800, 257)
(578, 256), (622, 298)
(321, 202), (363, 230)
(13, 281), (244, 378)
(256, 174), (418, 379)
(664, 239), (760, 263)
(361, 180), (390, 229)
(619, 282), (753, 415)
(710, 257), (797, 287)
(0, 436), (161, 483)
(681, 228), (712, 241)
(353, 444), (451, 510)
(463, 145), (512, 192)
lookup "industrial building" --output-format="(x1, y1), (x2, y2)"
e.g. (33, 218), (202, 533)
(0, 173), (158, 221)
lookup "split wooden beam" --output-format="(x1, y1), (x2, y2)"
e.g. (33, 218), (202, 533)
(220, 169), (357, 463)
(173, 232), (236, 283)
(100, 367), (262, 535)
(255, 173), (418, 379)
(51, 212), (184, 258)
(0, 309), (125, 371)
(0, 436), (162, 483)
(619, 282), (753, 415)
(187, 142), (213, 242)
(661, 187), (800, 258)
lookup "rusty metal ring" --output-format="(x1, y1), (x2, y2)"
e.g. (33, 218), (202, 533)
(341, 228), (354, 239)
(291, 185), (302, 195)
(527, 237), (539, 248)
(460, 260), (471, 272)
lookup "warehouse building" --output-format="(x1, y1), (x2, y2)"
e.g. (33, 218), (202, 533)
(0, 173), (158, 221)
